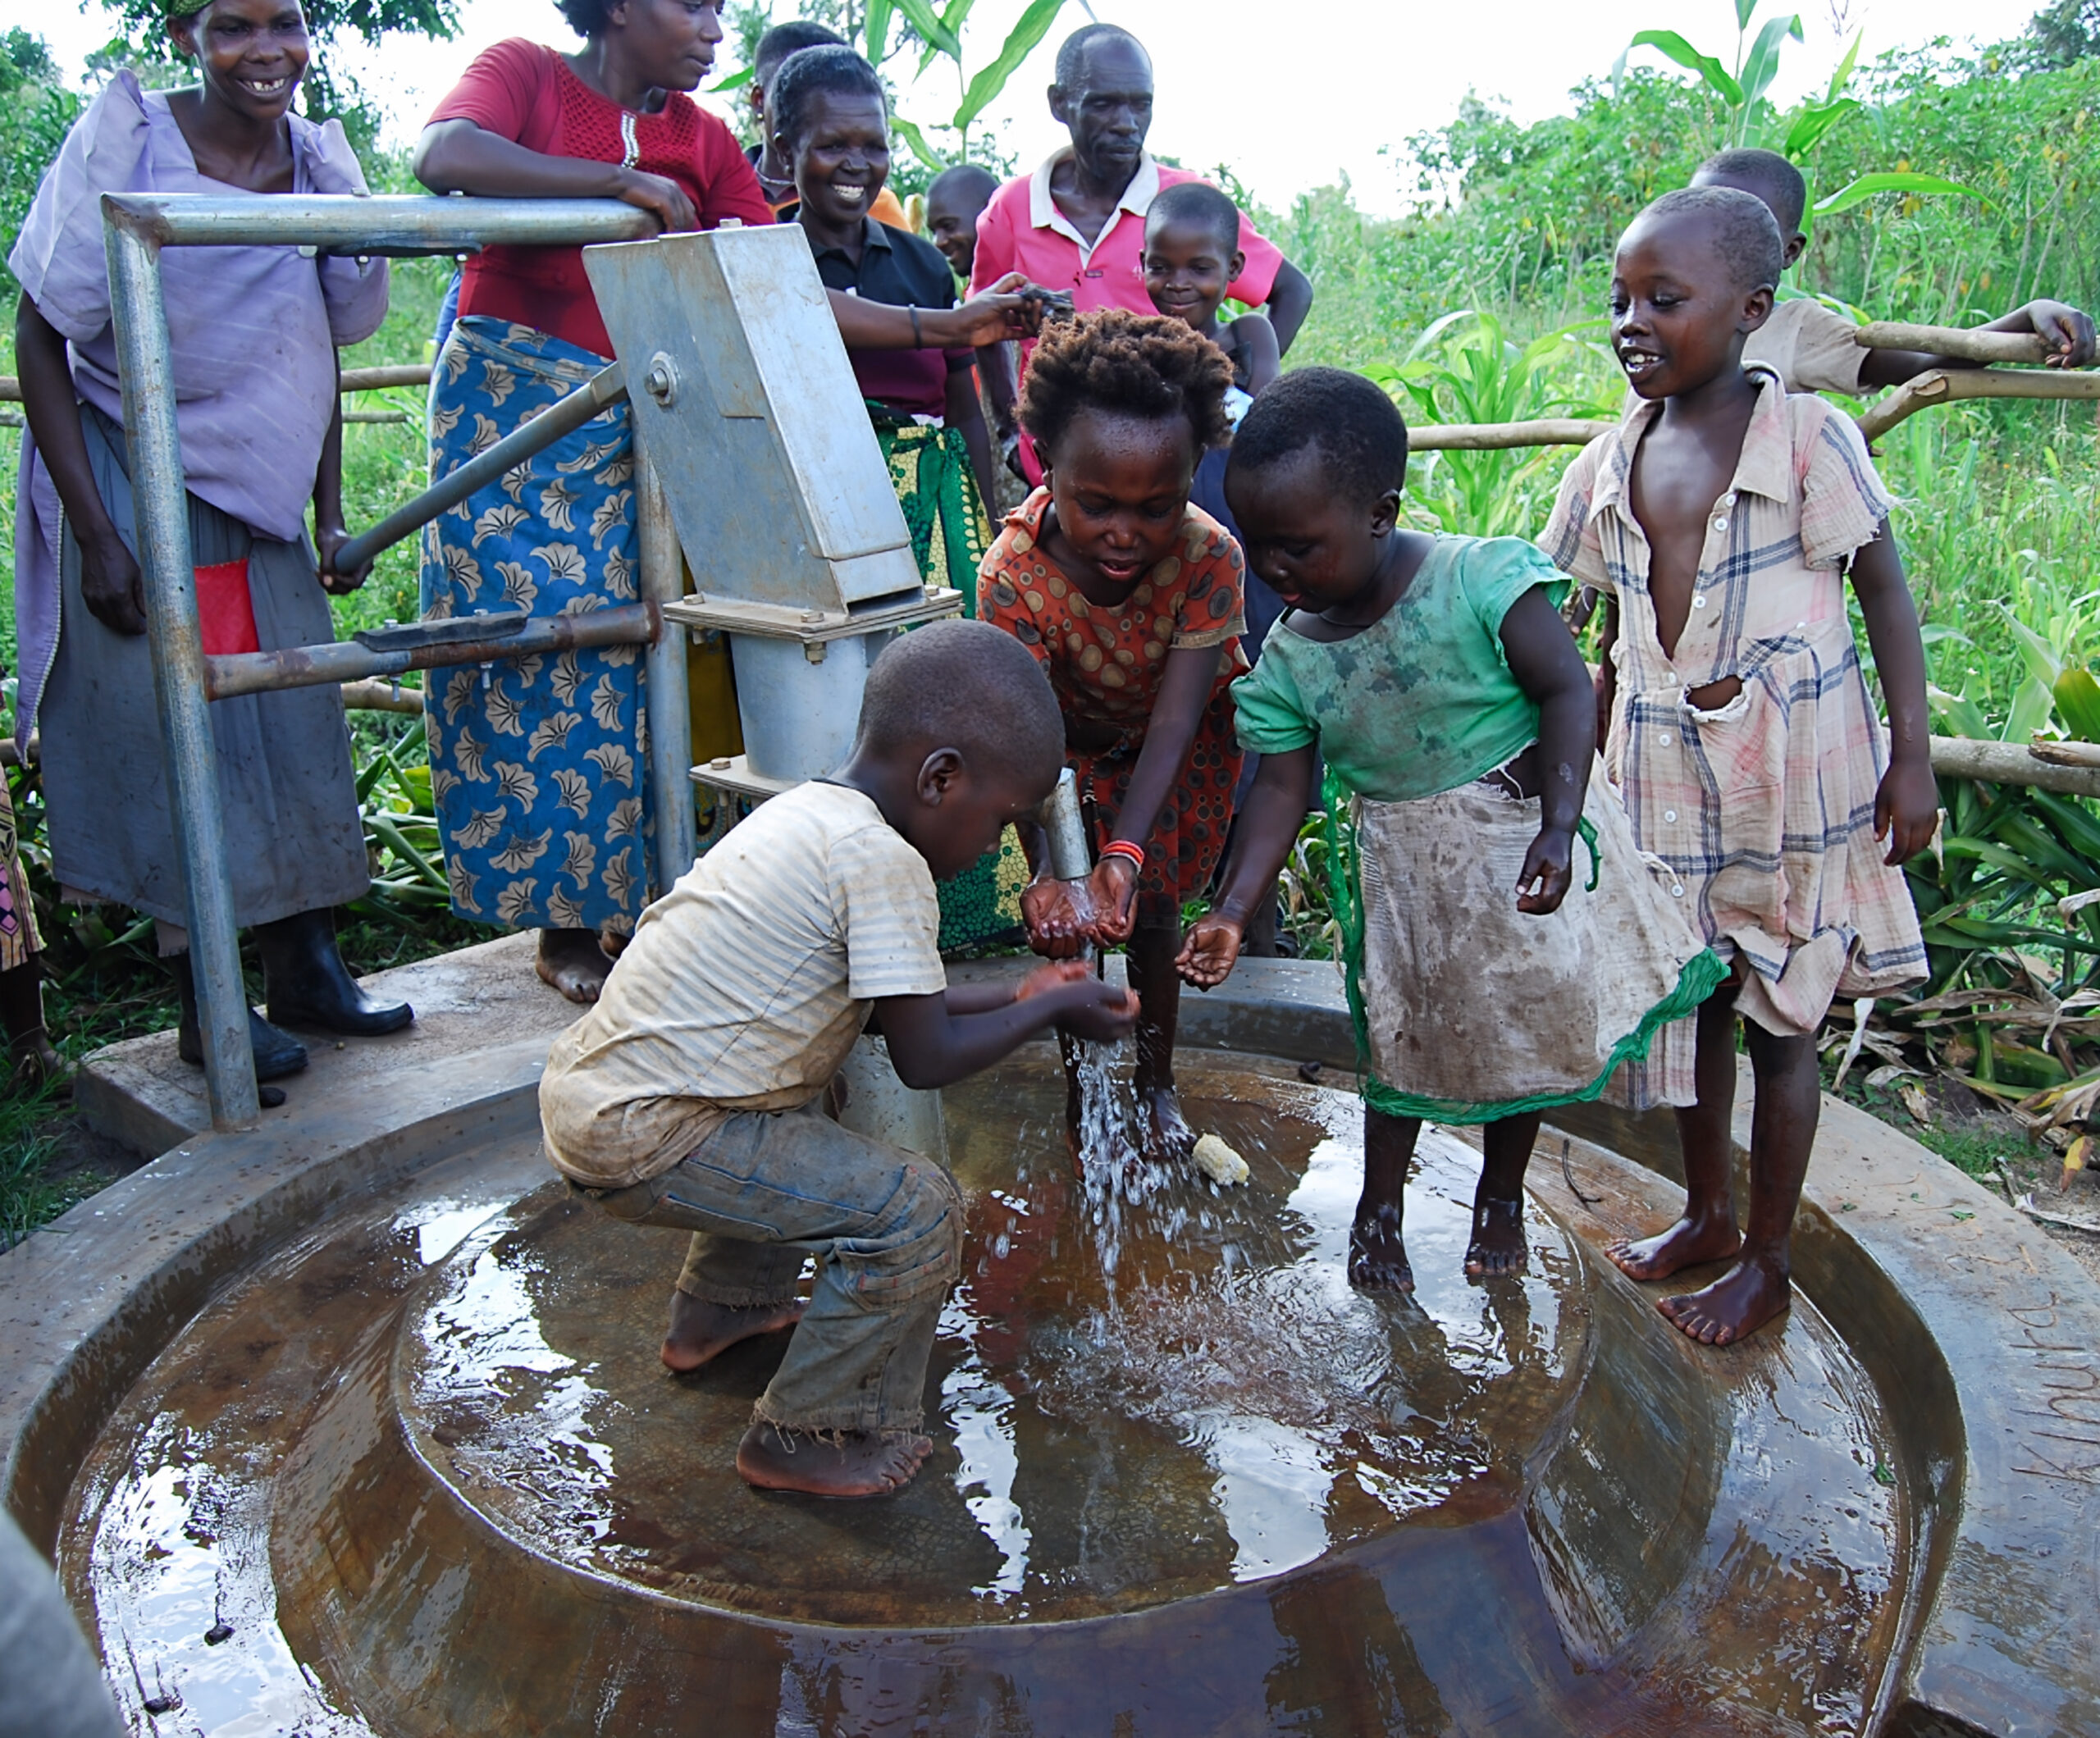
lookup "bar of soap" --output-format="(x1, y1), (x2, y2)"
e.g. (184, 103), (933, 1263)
(1192, 1134), (1249, 1187)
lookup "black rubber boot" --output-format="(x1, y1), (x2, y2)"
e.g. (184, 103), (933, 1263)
(171, 950), (308, 1082)
(255, 908), (414, 1038)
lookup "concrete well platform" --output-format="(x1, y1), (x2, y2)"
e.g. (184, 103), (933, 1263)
(75, 932), (584, 1156)
(5, 951), (2098, 1736)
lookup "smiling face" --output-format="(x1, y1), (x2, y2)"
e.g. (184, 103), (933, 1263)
(1142, 214), (1243, 333)
(926, 185), (988, 278)
(607, 0), (724, 94)
(1043, 407), (1198, 590)
(171, 0), (310, 123)
(1610, 209), (1773, 400)
(1226, 447), (1397, 615)
(1049, 39), (1154, 187)
(786, 89), (890, 230)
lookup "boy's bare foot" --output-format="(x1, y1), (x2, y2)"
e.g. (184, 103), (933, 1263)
(661, 1290), (805, 1374)
(536, 928), (613, 1004)
(1138, 1083), (1197, 1167)
(1607, 1214), (1742, 1281)
(1657, 1254), (1791, 1346)
(735, 1421), (933, 1498)
(1349, 1205), (1414, 1292)
(1463, 1196), (1527, 1277)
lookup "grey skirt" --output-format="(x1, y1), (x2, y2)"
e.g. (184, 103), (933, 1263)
(41, 404), (368, 930)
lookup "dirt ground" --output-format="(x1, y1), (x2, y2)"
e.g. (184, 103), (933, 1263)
(1858, 1067), (2100, 1289)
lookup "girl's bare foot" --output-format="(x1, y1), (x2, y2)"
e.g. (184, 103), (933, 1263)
(1463, 1195), (1527, 1276)
(1349, 1204), (1414, 1292)
(536, 928), (613, 1004)
(1607, 1213), (1742, 1281)
(661, 1290), (806, 1374)
(1657, 1254), (1791, 1346)
(735, 1422), (933, 1498)
(1138, 1083), (1197, 1167)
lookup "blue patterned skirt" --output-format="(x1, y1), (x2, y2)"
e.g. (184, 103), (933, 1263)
(421, 317), (653, 935)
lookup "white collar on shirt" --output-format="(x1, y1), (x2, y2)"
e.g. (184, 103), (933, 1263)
(1027, 148), (1162, 264)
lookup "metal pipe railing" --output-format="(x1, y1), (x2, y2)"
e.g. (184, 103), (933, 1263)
(100, 192), (658, 256)
(103, 212), (257, 1125)
(203, 601), (657, 700)
(637, 451), (698, 892)
(97, 193), (686, 1129)
(331, 361), (627, 575)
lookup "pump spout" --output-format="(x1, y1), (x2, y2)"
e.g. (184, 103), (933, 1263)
(1039, 768), (1093, 883)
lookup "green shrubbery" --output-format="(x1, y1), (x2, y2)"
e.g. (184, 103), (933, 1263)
(0, 11), (2097, 1138)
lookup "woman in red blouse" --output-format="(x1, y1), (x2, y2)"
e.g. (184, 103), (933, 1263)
(412, 1), (769, 1002)
(414, 2), (1045, 1003)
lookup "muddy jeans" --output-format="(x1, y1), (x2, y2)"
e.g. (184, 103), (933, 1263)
(594, 1103), (963, 1435)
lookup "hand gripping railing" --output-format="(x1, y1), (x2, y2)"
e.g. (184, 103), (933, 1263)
(100, 193), (694, 1128)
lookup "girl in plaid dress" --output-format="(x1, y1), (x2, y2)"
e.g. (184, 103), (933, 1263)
(978, 312), (1246, 1168)
(1545, 189), (1936, 1348)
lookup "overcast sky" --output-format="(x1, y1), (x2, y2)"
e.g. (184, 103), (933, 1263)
(36, 0), (2041, 217)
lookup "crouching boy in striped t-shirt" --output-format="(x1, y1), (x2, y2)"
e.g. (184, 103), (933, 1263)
(538, 621), (1138, 1499)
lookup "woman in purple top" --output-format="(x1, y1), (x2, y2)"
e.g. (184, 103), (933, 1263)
(10, 0), (412, 1086)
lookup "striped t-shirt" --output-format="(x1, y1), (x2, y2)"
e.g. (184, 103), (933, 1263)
(539, 780), (946, 1188)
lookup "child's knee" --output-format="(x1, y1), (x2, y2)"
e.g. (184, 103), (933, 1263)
(838, 1162), (963, 1309)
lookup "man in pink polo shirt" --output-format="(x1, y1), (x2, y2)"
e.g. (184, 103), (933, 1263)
(969, 23), (1313, 481)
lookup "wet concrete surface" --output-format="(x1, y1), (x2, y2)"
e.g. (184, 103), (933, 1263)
(4, 957), (2098, 1735)
(75, 933), (575, 1155)
(59, 1056), (1911, 1736)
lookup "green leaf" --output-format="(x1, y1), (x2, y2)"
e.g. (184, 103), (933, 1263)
(1928, 682), (1991, 741)
(2010, 674), (2060, 746)
(1826, 27), (1863, 102)
(892, 0), (965, 62)
(864, 0), (893, 64)
(1813, 171), (1990, 216)
(955, 0), (1068, 128)
(1740, 14), (1804, 109)
(1783, 95), (1859, 160)
(891, 115), (948, 174)
(2031, 789), (2100, 860)
(919, 0), (979, 75)
(1735, 0), (1759, 30)
(1998, 600), (2066, 690)
(2054, 667), (2100, 743)
(706, 66), (754, 93)
(1625, 30), (1744, 107)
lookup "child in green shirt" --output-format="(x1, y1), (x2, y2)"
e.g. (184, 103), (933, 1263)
(1179, 368), (1722, 1289)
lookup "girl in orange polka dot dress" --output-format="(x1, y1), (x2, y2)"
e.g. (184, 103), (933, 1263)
(978, 310), (1246, 1166)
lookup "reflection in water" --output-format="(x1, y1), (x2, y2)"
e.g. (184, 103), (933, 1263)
(57, 1056), (1914, 1736)
(938, 1291), (1031, 1600)
(1264, 1562), (1452, 1736)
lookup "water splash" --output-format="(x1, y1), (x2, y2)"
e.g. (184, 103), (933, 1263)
(1067, 1038), (1177, 1325)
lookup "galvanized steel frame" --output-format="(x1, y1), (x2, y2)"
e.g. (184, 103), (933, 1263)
(98, 194), (690, 1128)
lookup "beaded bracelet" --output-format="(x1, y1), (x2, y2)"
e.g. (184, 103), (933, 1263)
(1099, 840), (1146, 871)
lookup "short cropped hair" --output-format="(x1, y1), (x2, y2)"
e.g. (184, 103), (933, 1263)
(1695, 146), (1808, 238)
(1018, 309), (1235, 464)
(1630, 186), (1785, 293)
(858, 619), (1065, 780)
(1054, 22), (1148, 88)
(754, 19), (844, 81)
(1228, 367), (1408, 509)
(927, 162), (998, 211)
(1146, 180), (1240, 257)
(769, 45), (884, 151)
(555, 0), (612, 37)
